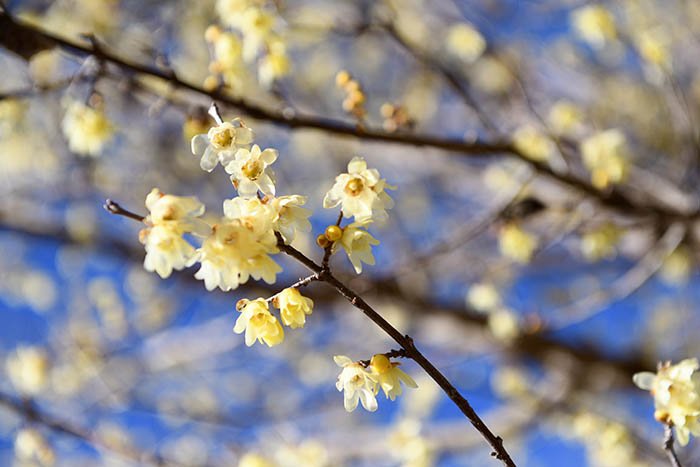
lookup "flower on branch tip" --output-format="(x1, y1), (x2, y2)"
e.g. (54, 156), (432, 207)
(225, 144), (277, 197)
(234, 298), (284, 347)
(61, 100), (114, 157)
(333, 221), (380, 274)
(140, 189), (208, 279)
(191, 118), (254, 172)
(323, 156), (394, 223)
(369, 354), (418, 401)
(273, 287), (313, 329)
(633, 358), (700, 446)
(334, 355), (378, 412)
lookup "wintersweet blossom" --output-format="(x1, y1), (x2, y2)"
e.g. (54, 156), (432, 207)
(225, 144), (278, 197)
(369, 354), (417, 401)
(268, 195), (312, 244)
(234, 298), (284, 347)
(139, 189), (207, 279)
(445, 22), (486, 63)
(274, 287), (313, 329)
(499, 223), (537, 263)
(258, 40), (290, 88)
(580, 223), (621, 261)
(580, 129), (629, 189)
(239, 8), (275, 62)
(14, 428), (54, 466)
(223, 196), (277, 234)
(466, 282), (501, 313)
(193, 218), (280, 291)
(333, 221), (380, 274)
(323, 156), (393, 222)
(634, 359), (700, 446)
(547, 100), (583, 136)
(571, 5), (617, 49)
(61, 100), (114, 157)
(191, 119), (254, 172)
(334, 355), (378, 412)
(6, 346), (49, 395)
(513, 125), (555, 162)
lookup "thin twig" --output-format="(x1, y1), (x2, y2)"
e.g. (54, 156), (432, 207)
(275, 237), (517, 466)
(664, 424), (683, 467)
(103, 199), (145, 222)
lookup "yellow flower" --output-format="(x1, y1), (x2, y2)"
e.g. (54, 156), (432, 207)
(580, 129), (629, 189)
(634, 359), (700, 446)
(61, 100), (114, 157)
(498, 223), (537, 263)
(445, 22), (486, 63)
(334, 355), (378, 412)
(571, 5), (617, 49)
(259, 40), (290, 88)
(274, 287), (313, 329)
(269, 195), (312, 244)
(369, 354), (418, 401)
(660, 246), (693, 285)
(14, 428), (54, 466)
(191, 119), (254, 172)
(580, 223), (621, 261)
(139, 189), (207, 279)
(547, 100), (583, 136)
(323, 156), (394, 223)
(234, 298), (284, 347)
(334, 221), (380, 274)
(225, 144), (278, 198)
(488, 308), (520, 343)
(636, 28), (671, 69)
(466, 282), (501, 313)
(6, 346), (49, 395)
(194, 218), (280, 291)
(274, 440), (329, 467)
(513, 125), (555, 162)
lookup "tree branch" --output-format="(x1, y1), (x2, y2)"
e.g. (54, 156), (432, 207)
(1, 11), (696, 221)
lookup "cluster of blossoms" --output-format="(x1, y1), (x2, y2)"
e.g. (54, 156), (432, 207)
(133, 106), (415, 412)
(60, 99), (114, 157)
(380, 102), (414, 133)
(334, 354), (418, 412)
(204, 0), (290, 90)
(634, 358), (700, 446)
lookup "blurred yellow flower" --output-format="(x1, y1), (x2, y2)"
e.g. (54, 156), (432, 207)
(499, 223), (537, 263)
(445, 22), (486, 63)
(61, 100), (114, 157)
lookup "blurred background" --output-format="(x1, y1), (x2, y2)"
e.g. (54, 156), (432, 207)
(1, 0), (699, 465)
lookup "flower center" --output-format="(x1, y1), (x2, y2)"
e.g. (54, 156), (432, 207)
(344, 177), (364, 196)
(242, 160), (263, 180)
(212, 128), (234, 148)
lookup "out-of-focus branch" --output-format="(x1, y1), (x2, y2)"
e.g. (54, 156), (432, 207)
(0, 391), (169, 466)
(550, 222), (686, 330)
(0, 11), (697, 221)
